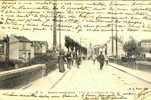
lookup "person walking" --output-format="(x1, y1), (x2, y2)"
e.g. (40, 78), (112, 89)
(96, 51), (105, 70)
(58, 51), (65, 72)
(76, 54), (81, 68)
(65, 51), (72, 69)
(73, 51), (77, 66)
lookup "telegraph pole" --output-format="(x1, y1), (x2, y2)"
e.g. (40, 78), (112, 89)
(59, 13), (61, 52)
(58, 12), (65, 72)
(111, 4), (114, 56)
(115, 1), (118, 58)
(115, 20), (118, 58)
(53, 0), (57, 52)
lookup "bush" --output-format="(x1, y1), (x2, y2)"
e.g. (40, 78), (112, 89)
(145, 58), (151, 61)
(0, 60), (24, 70)
(121, 57), (129, 62)
(0, 54), (58, 72)
(30, 54), (58, 73)
(30, 54), (55, 64)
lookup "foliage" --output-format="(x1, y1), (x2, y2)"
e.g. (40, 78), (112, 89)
(123, 37), (143, 57)
(0, 60), (24, 70)
(30, 54), (57, 73)
(65, 36), (87, 54)
(0, 54), (57, 73)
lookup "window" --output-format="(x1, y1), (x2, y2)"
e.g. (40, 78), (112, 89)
(0, 42), (4, 55)
(22, 42), (26, 50)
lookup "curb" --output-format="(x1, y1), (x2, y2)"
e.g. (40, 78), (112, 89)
(50, 70), (69, 89)
(21, 68), (69, 90)
(109, 63), (151, 85)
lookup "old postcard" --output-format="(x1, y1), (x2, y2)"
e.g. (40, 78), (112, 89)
(0, 0), (151, 100)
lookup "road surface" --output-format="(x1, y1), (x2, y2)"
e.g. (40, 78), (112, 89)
(24, 60), (151, 91)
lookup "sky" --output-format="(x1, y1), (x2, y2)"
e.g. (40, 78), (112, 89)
(1, 29), (151, 49)
(1, 0), (151, 49)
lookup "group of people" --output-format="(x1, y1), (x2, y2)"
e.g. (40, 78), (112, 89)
(58, 50), (108, 72)
(65, 51), (82, 69)
(58, 51), (82, 72)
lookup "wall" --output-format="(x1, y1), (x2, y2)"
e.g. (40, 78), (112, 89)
(18, 42), (34, 62)
(106, 40), (125, 57)
(42, 45), (47, 53)
(9, 36), (19, 60)
(0, 42), (5, 61)
(0, 64), (46, 89)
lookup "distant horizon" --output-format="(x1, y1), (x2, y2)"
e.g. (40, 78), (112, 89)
(0, 31), (151, 45)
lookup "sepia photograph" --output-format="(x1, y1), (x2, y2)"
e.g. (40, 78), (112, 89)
(0, 0), (151, 99)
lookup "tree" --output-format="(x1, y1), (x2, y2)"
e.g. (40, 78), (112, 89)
(123, 37), (143, 57)
(65, 36), (87, 56)
(65, 36), (73, 52)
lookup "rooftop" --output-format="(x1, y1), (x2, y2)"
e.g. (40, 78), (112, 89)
(140, 40), (151, 43)
(14, 36), (30, 42)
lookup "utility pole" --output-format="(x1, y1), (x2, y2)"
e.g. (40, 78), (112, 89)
(58, 12), (65, 73)
(115, 20), (118, 58)
(115, 1), (118, 58)
(53, 0), (57, 52)
(111, 4), (114, 56)
(59, 13), (61, 52)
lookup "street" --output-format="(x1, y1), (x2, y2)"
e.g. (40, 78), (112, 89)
(24, 60), (151, 91)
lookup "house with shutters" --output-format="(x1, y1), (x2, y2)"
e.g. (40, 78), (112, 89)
(0, 35), (49, 62)
(0, 35), (35, 62)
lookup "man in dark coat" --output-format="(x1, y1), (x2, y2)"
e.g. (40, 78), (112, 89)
(76, 54), (81, 68)
(96, 51), (105, 70)
(65, 51), (72, 69)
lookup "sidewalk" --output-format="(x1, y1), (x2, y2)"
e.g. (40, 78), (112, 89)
(21, 65), (70, 91)
(109, 63), (151, 85)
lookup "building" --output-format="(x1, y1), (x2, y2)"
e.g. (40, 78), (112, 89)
(0, 35), (35, 62)
(104, 39), (125, 57)
(139, 40), (151, 51)
(87, 43), (94, 58)
(9, 35), (34, 62)
(0, 40), (6, 61)
(0, 35), (49, 62)
(93, 44), (104, 55)
(32, 41), (48, 56)
(139, 40), (151, 58)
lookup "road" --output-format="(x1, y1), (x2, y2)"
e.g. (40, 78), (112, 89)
(24, 60), (151, 91)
